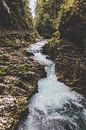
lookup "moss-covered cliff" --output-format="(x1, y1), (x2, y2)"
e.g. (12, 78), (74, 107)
(36, 0), (86, 45)
(35, 0), (76, 38)
(0, 0), (33, 31)
(59, 0), (86, 49)
(40, 0), (86, 96)
(0, 0), (45, 129)
(0, 0), (36, 44)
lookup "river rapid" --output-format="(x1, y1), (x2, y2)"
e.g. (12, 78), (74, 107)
(17, 40), (86, 130)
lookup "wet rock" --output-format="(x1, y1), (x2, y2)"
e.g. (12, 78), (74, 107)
(0, 41), (45, 129)
(43, 0), (86, 97)
(0, 0), (38, 129)
(43, 40), (86, 97)
(0, 95), (18, 130)
(23, 49), (34, 57)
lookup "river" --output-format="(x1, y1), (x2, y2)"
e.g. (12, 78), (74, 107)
(17, 40), (86, 130)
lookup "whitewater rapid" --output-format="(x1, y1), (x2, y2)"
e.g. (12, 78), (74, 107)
(17, 40), (86, 130)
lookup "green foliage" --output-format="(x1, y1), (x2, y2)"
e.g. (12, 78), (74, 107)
(22, 0), (33, 26)
(35, 0), (75, 38)
(0, 66), (8, 76)
(54, 0), (74, 30)
(0, 0), (34, 31)
(0, 38), (15, 47)
(35, 13), (56, 38)
(35, 0), (57, 38)
(35, 0), (86, 50)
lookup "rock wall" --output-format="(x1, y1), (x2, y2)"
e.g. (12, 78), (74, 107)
(0, 43), (45, 129)
(59, 0), (86, 49)
(43, 0), (86, 97)
(0, 0), (33, 31)
(0, 0), (44, 129)
(44, 40), (86, 97)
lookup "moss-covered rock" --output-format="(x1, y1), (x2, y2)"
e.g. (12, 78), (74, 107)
(43, 0), (86, 97)
(0, 0), (41, 129)
(59, 0), (86, 49)
(43, 38), (86, 97)
(0, 41), (45, 129)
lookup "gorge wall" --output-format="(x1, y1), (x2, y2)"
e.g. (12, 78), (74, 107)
(0, 0), (33, 31)
(35, 0), (86, 97)
(0, 0), (45, 129)
(0, 0), (37, 43)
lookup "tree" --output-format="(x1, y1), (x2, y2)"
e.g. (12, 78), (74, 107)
(35, 0), (56, 38)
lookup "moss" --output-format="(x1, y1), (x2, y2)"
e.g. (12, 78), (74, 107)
(0, 0), (34, 31)
(59, 0), (86, 49)
(48, 37), (60, 49)
(22, 0), (33, 30)
(52, 31), (61, 39)
(0, 38), (15, 47)
(0, 66), (8, 76)
(17, 64), (29, 74)
(8, 64), (30, 80)
(41, 0), (86, 50)
(23, 33), (36, 42)
(0, 55), (9, 65)
(54, 0), (74, 30)
(0, 55), (9, 61)
(35, 0), (75, 37)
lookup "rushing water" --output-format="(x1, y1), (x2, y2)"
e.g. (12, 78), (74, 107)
(17, 40), (86, 130)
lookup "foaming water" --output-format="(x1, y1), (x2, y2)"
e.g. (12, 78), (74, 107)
(17, 40), (86, 130)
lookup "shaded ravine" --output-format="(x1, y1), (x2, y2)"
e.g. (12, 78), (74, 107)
(17, 40), (86, 130)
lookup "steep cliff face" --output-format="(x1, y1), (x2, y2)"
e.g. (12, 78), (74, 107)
(0, 0), (33, 31)
(0, 1), (45, 129)
(43, 0), (86, 97)
(59, 0), (86, 49)
(35, 0), (75, 38)
(0, 0), (36, 43)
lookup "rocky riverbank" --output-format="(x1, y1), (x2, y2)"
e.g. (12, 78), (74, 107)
(0, 36), (45, 130)
(0, 0), (46, 129)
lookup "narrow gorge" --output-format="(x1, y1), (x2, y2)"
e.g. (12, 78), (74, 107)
(0, 0), (86, 130)
(16, 40), (86, 130)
